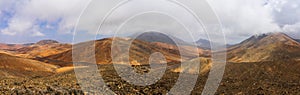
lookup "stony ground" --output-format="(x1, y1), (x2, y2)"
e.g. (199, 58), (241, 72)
(0, 61), (300, 95)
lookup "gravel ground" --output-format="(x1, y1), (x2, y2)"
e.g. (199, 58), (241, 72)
(1, 61), (300, 95)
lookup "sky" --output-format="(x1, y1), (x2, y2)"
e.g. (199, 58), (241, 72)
(0, 0), (299, 44)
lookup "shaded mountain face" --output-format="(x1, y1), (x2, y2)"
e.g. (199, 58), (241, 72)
(36, 40), (59, 45)
(294, 39), (300, 43)
(196, 39), (211, 49)
(134, 32), (192, 46)
(45, 37), (205, 65)
(228, 32), (300, 63)
(0, 53), (57, 78)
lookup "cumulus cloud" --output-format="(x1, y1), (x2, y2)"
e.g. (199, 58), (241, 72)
(282, 22), (300, 38)
(0, 0), (299, 43)
(0, 0), (89, 36)
(208, 0), (300, 43)
(268, 0), (300, 26)
(75, 0), (207, 43)
(267, 0), (300, 38)
(209, 0), (282, 43)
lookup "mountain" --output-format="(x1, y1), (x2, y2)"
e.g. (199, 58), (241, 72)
(0, 53), (57, 78)
(0, 43), (26, 50)
(0, 40), (70, 58)
(133, 32), (192, 46)
(35, 40), (59, 45)
(0, 42), (35, 50)
(196, 39), (211, 49)
(228, 32), (300, 63)
(45, 37), (205, 65)
(13, 40), (71, 58)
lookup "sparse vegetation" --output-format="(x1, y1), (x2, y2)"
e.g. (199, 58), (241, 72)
(1, 33), (300, 94)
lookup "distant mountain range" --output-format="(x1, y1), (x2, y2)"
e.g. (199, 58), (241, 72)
(44, 37), (207, 65)
(44, 32), (300, 65)
(196, 39), (211, 49)
(1, 32), (299, 63)
(0, 43), (30, 50)
(0, 40), (71, 58)
(35, 40), (59, 45)
(133, 32), (192, 46)
(133, 32), (214, 49)
(1, 32), (300, 94)
(2, 32), (299, 63)
(1, 32), (300, 78)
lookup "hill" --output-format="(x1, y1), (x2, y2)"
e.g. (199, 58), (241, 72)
(171, 57), (212, 75)
(12, 40), (71, 58)
(45, 37), (205, 65)
(0, 43), (27, 50)
(133, 32), (192, 46)
(196, 39), (211, 49)
(228, 32), (300, 62)
(35, 40), (59, 45)
(0, 53), (57, 78)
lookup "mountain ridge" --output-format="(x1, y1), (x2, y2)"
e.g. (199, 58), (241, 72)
(133, 32), (192, 46)
(228, 32), (300, 62)
(44, 37), (206, 65)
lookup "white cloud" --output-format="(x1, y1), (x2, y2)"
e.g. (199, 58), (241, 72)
(267, 0), (288, 12)
(75, 0), (299, 43)
(0, 0), (299, 43)
(31, 25), (45, 37)
(269, 0), (300, 26)
(0, 0), (89, 36)
(209, 0), (281, 43)
(267, 0), (300, 40)
(283, 23), (300, 32)
(1, 29), (15, 35)
(282, 22), (300, 38)
(74, 0), (207, 43)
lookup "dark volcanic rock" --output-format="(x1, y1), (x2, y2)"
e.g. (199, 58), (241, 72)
(36, 40), (59, 45)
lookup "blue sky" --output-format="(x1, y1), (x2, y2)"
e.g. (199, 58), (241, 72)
(0, 0), (299, 44)
(0, 13), (73, 43)
(0, 0), (88, 44)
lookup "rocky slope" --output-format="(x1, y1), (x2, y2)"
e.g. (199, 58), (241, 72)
(45, 37), (205, 65)
(0, 53), (57, 78)
(134, 32), (192, 46)
(13, 40), (71, 58)
(228, 32), (300, 63)
(0, 43), (30, 50)
(171, 57), (212, 75)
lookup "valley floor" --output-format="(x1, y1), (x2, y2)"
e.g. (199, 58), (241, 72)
(1, 61), (300, 95)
